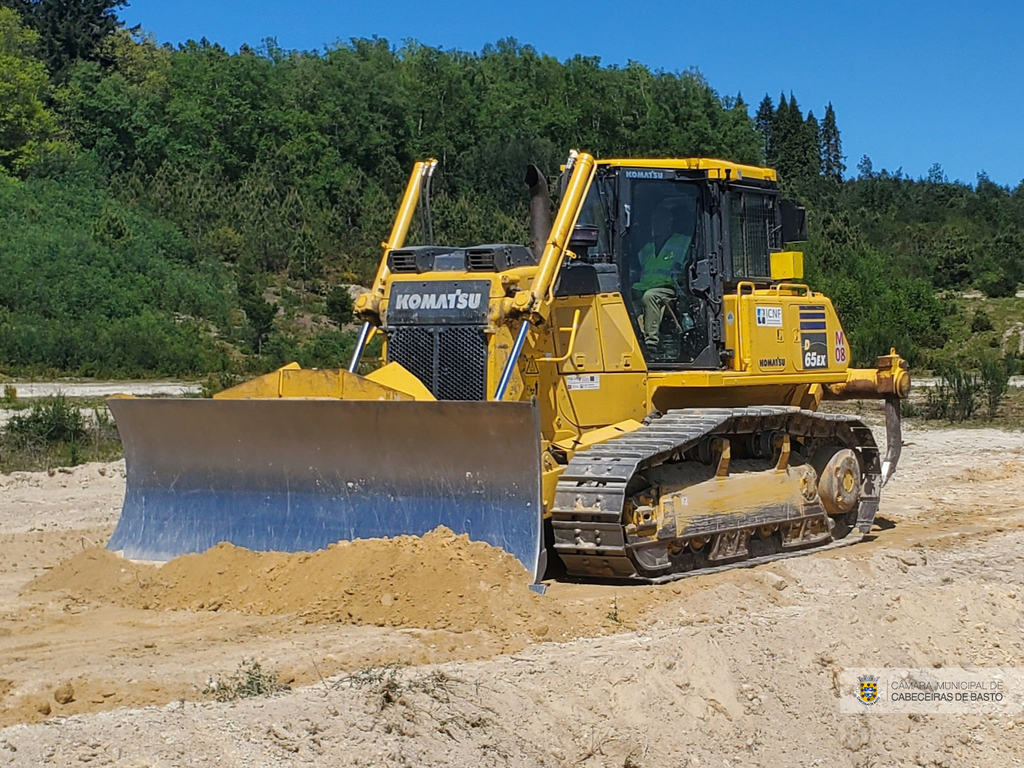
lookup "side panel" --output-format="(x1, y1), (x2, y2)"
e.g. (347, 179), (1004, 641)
(723, 292), (849, 377)
(106, 399), (544, 580)
(562, 373), (649, 428)
(520, 294), (652, 432)
(597, 294), (647, 373)
(553, 298), (605, 372)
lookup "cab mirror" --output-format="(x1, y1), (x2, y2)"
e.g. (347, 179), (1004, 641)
(780, 199), (807, 243)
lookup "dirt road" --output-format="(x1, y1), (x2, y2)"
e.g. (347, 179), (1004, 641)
(0, 423), (1023, 766)
(5, 381), (201, 399)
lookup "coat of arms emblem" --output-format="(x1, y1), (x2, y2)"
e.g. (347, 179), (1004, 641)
(858, 675), (879, 705)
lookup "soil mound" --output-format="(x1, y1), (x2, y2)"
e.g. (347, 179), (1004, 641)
(29, 528), (584, 638)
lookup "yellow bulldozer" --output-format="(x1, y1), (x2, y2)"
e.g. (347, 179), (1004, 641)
(107, 151), (909, 584)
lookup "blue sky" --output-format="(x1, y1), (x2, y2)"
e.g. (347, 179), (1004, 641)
(121, 1), (1024, 188)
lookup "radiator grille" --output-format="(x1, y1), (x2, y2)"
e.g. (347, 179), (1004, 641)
(387, 326), (488, 401)
(388, 252), (417, 273)
(466, 249), (496, 271)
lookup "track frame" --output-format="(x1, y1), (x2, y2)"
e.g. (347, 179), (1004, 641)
(550, 407), (881, 581)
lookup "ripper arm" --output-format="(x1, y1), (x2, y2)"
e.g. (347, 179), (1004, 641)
(823, 349), (911, 486)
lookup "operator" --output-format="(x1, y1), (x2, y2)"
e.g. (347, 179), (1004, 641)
(632, 201), (692, 349)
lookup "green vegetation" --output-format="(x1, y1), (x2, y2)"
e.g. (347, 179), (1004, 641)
(924, 364), (981, 422)
(203, 659), (288, 702)
(917, 354), (1020, 424)
(0, 168), (235, 376)
(0, 394), (121, 471)
(0, 7), (60, 173)
(0, 3), (1020, 379)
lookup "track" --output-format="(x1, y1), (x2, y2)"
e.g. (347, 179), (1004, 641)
(551, 406), (881, 581)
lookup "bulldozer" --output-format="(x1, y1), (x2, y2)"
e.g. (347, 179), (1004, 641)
(107, 151), (909, 584)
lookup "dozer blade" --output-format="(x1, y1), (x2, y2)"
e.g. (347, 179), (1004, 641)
(106, 398), (544, 580)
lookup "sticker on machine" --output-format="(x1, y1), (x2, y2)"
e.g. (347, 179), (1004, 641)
(566, 374), (601, 391)
(834, 330), (848, 364)
(802, 333), (829, 370)
(755, 305), (783, 327)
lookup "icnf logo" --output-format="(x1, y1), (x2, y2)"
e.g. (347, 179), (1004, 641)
(393, 288), (483, 311)
(755, 305), (783, 327)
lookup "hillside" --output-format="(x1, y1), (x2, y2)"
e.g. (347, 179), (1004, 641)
(0, 4), (1021, 378)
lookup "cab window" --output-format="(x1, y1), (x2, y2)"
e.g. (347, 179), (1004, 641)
(624, 180), (708, 364)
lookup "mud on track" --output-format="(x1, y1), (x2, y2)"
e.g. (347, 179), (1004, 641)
(1, 423), (1024, 766)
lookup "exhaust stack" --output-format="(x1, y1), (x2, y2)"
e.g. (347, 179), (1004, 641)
(525, 164), (551, 259)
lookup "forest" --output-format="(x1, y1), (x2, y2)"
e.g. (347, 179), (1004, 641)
(1, 0), (1022, 378)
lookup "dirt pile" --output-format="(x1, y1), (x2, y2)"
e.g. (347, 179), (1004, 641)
(29, 528), (593, 638)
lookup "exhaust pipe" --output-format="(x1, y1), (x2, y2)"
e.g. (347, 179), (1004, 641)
(525, 164), (551, 259)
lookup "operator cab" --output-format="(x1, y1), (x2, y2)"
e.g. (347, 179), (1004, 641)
(562, 160), (799, 370)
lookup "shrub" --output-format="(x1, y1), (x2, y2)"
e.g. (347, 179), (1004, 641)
(297, 330), (354, 369)
(979, 354), (1013, 419)
(0, 395), (121, 471)
(970, 311), (994, 333)
(900, 397), (919, 418)
(325, 285), (355, 327)
(0, 174), (232, 376)
(978, 269), (1019, 299)
(5, 395), (87, 446)
(203, 659), (287, 702)
(923, 362), (980, 422)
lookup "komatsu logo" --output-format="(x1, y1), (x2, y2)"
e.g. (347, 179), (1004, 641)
(393, 288), (483, 311)
(625, 170), (665, 179)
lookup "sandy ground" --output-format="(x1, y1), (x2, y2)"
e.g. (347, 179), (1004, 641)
(0, 422), (1023, 765)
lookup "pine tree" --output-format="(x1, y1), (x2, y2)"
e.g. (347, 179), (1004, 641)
(820, 102), (845, 181)
(754, 94), (774, 165)
(772, 93), (810, 184)
(804, 109), (822, 178)
(4, 0), (127, 78)
(771, 92), (792, 178)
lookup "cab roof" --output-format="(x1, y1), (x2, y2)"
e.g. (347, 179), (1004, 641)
(597, 157), (777, 182)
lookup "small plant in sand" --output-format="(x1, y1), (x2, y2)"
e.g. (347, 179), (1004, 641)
(203, 659), (288, 702)
(337, 663), (457, 711)
(606, 597), (620, 623)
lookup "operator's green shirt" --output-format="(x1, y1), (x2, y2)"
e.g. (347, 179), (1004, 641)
(632, 233), (691, 292)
